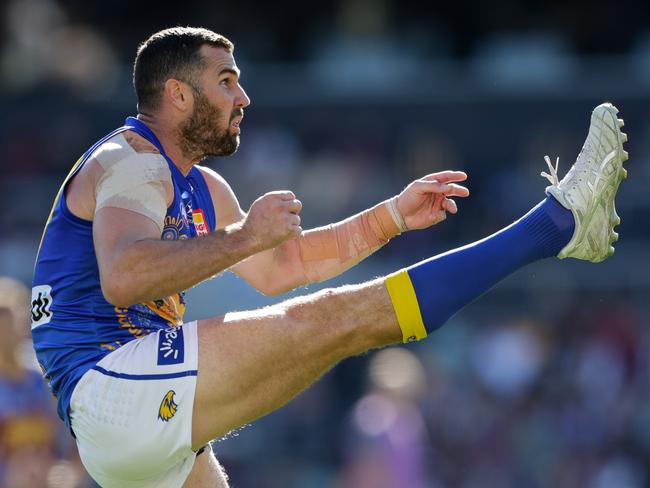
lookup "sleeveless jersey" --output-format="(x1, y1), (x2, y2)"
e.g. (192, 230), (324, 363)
(31, 117), (216, 429)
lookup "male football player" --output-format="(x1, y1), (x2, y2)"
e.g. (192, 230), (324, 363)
(32, 27), (628, 487)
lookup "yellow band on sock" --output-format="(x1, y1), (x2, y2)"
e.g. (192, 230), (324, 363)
(384, 270), (427, 343)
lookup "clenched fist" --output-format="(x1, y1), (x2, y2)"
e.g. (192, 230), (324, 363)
(242, 191), (303, 250)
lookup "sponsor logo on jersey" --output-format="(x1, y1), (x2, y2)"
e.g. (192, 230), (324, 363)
(157, 326), (185, 365)
(31, 285), (53, 329)
(192, 209), (209, 236)
(158, 390), (178, 422)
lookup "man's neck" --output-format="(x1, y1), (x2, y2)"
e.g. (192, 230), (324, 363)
(136, 113), (196, 176)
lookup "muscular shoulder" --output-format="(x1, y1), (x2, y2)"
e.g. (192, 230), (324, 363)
(195, 165), (231, 194)
(66, 131), (173, 221)
(123, 131), (159, 154)
(196, 165), (244, 228)
(91, 131), (165, 170)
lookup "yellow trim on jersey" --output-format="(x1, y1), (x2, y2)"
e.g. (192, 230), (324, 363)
(384, 269), (427, 343)
(36, 155), (85, 258)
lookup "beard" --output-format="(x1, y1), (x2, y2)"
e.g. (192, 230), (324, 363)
(178, 89), (240, 161)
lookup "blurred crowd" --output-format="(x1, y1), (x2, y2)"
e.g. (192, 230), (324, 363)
(0, 278), (90, 488)
(213, 293), (650, 488)
(1, 0), (650, 487)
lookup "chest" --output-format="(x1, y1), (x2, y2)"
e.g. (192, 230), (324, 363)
(161, 175), (213, 241)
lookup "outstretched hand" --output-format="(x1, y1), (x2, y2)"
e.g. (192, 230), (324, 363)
(396, 171), (469, 230)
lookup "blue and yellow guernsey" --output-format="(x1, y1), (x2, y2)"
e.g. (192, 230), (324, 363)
(31, 117), (216, 429)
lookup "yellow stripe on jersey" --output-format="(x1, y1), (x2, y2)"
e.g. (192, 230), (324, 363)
(36, 155), (85, 259)
(384, 269), (427, 343)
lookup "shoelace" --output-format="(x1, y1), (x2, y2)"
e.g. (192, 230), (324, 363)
(541, 155), (560, 186)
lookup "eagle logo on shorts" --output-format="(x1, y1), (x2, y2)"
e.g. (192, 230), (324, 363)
(158, 390), (178, 422)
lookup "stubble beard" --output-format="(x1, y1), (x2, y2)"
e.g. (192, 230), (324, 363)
(178, 89), (240, 162)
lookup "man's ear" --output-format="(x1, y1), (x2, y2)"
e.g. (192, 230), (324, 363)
(163, 79), (194, 112)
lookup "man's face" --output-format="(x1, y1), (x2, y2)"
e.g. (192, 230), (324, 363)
(178, 46), (250, 161)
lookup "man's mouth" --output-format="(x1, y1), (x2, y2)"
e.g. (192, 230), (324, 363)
(231, 114), (243, 133)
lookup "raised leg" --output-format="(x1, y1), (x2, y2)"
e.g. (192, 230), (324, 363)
(188, 101), (628, 479)
(191, 280), (401, 448)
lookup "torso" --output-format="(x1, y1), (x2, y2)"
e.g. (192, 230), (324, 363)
(31, 117), (217, 428)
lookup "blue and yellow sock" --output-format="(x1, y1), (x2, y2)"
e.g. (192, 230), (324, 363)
(385, 196), (575, 342)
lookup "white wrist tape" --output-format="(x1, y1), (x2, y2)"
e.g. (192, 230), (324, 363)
(387, 196), (408, 233)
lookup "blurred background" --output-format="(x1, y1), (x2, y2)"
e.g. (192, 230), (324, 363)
(1, 0), (649, 486)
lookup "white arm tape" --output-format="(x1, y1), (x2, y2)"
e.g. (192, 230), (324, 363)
(95, 152), (171, 233)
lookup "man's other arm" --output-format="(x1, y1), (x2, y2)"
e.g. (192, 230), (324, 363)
(198, 166), (469, 296)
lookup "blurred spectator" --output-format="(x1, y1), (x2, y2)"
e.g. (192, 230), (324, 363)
(0, 277), (89, 488)
(338, 348), (431, 488)
(2, 0), (118, 99)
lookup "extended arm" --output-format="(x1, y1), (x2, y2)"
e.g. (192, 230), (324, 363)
(198, 167), (469, 296)
(231, 199), (400, 294)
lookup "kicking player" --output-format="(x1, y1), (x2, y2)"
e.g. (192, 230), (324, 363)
(31, 27), (628, 488)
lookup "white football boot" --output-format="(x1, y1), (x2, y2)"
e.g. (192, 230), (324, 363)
(542, 103), (629, 263)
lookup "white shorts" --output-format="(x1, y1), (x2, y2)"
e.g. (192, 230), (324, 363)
(70, 321), (200, 488)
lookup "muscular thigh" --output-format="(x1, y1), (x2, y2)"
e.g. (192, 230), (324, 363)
(190, 282), (398, 448)
(183, 448), (229, 488)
